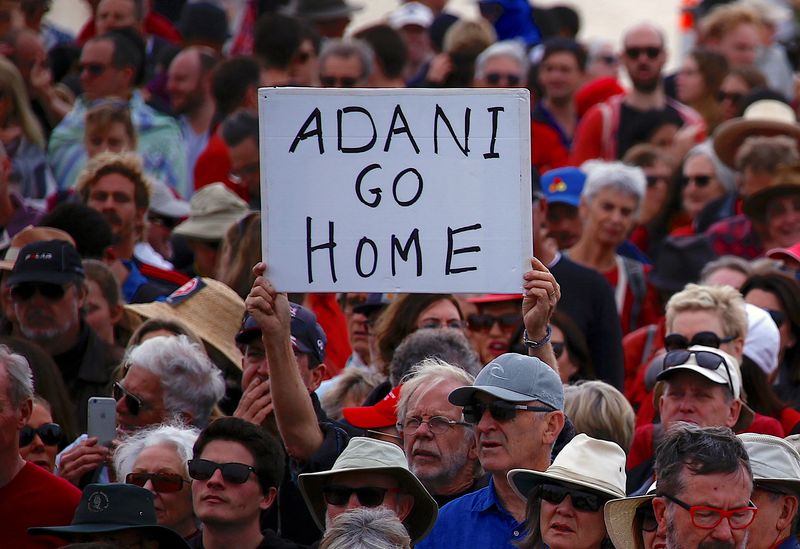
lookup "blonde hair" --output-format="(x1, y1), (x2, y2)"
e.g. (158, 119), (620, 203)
(699, 4), (761, 43)
(215, 212), (261, 300)
(321, 368), (385, 421)
(666, 283), (748, 339)
(443, 19), (497, 54)
(0, 57), (45, 148)
(563, 380), (635, 452)
(75, 151), (151, 211)
(84, 102), (138, 150)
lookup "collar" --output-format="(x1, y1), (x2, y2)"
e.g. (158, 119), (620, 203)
(468, 476), (513, 516)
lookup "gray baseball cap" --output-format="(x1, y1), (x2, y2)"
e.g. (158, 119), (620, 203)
(449, 353), (564, 410)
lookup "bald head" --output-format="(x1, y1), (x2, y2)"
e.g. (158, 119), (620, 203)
(622, 22), (666, 50)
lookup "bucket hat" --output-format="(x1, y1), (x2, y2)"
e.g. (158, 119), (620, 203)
(294, 0), (362, 20)
(739, 433), (800, 495)
(604, 481), (658, 549)
(172, 183), (250, 242)
(742, 163), (800, 223)
(298, 437), (437, 544)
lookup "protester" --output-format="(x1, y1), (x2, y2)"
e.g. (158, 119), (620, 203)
(20, 395), (63, 473)
(319, 507), (411, 549)
(563, 380), (635, 452)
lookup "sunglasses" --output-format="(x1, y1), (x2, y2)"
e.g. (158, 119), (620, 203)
(320, 75), (358, 88)
(462, 399), (553, 425)
(467, 313), (522, 333)
(10, 282), (69, 302)
(636, 502), (659, 532)
(79, 62), (108, 76)
(485, 73), (521, 86)
(598, 54), (618, 65)
(552, 341), (565, 360)
(113, 381), (148, 416)
(663, 349), (734, 396)
(681, 174), (713, 188)
(322, 485), (398, 507)
(625, 46), (661, 60)
(419, 319), (464, 330)
(539, 483), (608, 513)
(188, 458), (257, 484)
(19, 423), (63, 447)
(646, 175), (669, 188)
(717, 91), (744, 104)
(126, 472), (188, 493)
(147, 214), (179, 230)
(663, 332), (736, 352)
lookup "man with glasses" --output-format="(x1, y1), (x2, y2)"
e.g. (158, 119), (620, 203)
(189, 416), (297, 549)
(571, 22), (702, 164)
(472, 40), (528, 89)
(652, 423), (755, 549)
(317, 39), (373, 88)
(417, 352), (566, 548)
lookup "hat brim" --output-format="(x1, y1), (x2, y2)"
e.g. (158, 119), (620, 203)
(6, 271), (81, 286)
(298, 465), (438, 544)
(341, 406), (396, 429)
(755, 478), (800, 496)
(604, 494), (656, 549)
(172, 212), (248, 241)
(543, 196), (580, 208)
(766, 247), (800, 263)
(29, 524), (189, 548)
(299, 4), (362, 20)
(743, 184), (800, 222)
(508, 468), (625, 503)
(656, 364), (728, 387)
(713, 118), (800, 168)
(448, 385), (533, 405)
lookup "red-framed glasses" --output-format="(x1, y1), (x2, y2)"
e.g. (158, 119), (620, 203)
(662, 493), (757, 530)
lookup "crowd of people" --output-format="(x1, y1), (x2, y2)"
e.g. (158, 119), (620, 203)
(0, 0), (799, 547)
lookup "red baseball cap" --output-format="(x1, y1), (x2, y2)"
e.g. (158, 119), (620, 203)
(342, 385), (402, 429)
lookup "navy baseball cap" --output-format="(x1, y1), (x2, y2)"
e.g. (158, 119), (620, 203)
(236, 302), (327, 364)
(7, 240), (85, 286)
(541, 167), (586, 208)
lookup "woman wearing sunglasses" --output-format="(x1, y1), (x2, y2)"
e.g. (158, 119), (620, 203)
(671, 142), (733, 237)
(508, 434), (627, 549)
(605, 482), (666, 549)
(19, 396), (63, 473)
(113, 423), (200, 540)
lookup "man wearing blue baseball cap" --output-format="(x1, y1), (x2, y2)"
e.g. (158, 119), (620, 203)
(540, 166), (586, 250)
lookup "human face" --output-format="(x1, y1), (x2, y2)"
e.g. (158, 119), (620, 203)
(241, 338), (319, 393)
(676, 56), (705, 105)
(13, 282), (84, 345)
(13, 31), (47, 90)
(324, 471), (412, 526)
(228, 136), (260, 200)
(740, 167), (775, 198)
(167, 50), (205, 116)
(538, 51), (582, 103)
(86, 173), (143, 244)
(641, 161), (672, 225)
(289, 39), (319, 86)
(763, 195), (800, 249)
(95, 0), (138, 35)
(415, 299), (462, 330)
(85, 122), (134, 158)
(0, 365), (30, 457)
(476, 55), (525, 88)
(622, 26), (666, 92)
(540, 490), (608, 549)
(552, 325), (577, 384)
(580, 188), (639, 248)
(191, 440), (274, 528)
(681, 154), (725, 218)
(747, 488), (796, 549)
(399, 24), (431, 66)
(546, 202), (582, 249)
(746, 289), (796, 365)
(401, 380), (477, 493)
(343, 294), (370, 362)
(658, 370), (740, 429)
(669, 309), (742, 361)
(19, 402), (57, 472)
(115, 366), (167, 433)
(468, 301), (521, 363)
(79, 39), (131, 101)
(654, 468), (752, 549)
(717, 23), (759, 68)
(319, 54), (365, 88)
(586, 45), (619, 80)
(719, 74), (749, 120)
(85, 279), (116, 346)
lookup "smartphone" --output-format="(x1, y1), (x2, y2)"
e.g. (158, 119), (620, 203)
(87, 397), (117, 446)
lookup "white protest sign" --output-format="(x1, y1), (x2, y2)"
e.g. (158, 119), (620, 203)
(259, 87), (532, 293)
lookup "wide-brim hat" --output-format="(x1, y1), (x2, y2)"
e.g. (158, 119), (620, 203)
(508, 434), (626, 504)
(649, 235), (717, 293)
(298, 437), (438, 544)
(713, 100), (800, 169)
(0, 226), (76, 271)
(149, 178), (190, 219)
(29, 484), (189, 548)
(604, 482), (657, 549)
(294, 0), (362, 20)
(125, 278), (243, 370)
(742, 164), (800, 223)
(172, 182), (250, 242)
(739, 433), (800, 495)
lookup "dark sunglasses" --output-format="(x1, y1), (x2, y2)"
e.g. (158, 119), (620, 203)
(636, 502), (659, 532)
(467, 313), (522, 332)
(717, 91), (744, 104)
(147, 214), (179, 230)
(19, 423), (63, 447)
(188, 458), (256, 484)
(625, 46), (661, 60)
(113, 381), (146, 416)
(663, 349), (734, 396)
(320, 75), (358, 88)
(485, 72), (521, 86)
(646, 175), (669, 188)
(462, 399), (553, 425)
(599, 54), (618, 65)
(539, 483), (608, 513)
(79, 62), (108, 76)
(664, 332), (736, 352)
(322, 485), (397, 507)
(10, 282), (68, 302)
(681, 174), (713, 188)
(126, 472), (188, 493)
(552, 341), (565, 360)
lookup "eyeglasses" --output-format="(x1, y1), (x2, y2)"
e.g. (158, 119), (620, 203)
(147, 214), (179, 230)
(10, 282), (69, 302)
(717, 91), (744, 104)
(539, 483), (609, 513)
(397, 415), (471, 435)
(19, 423), (63, 447)
(663, 332), (736, 352)
(661, 493), (757, 530)
(467, 313), (522, 333)
(552, 341), (565, 359)
(636, 502), (659, 532)
(462, 399), (554, 425)
(188, 458), (257, 484)
(625, 46), (662, 60)
(485, 73), (521, 86)
(646, 175), (669, 188)
(79, 62), (108, 76)
(113, 381), (150, 417)
(322, 485), (398, 507)
(598, 54), (618, 65)
(419, 319), (464, 330)
(662, 349), (734, 396)
(320, 75), (359, 88)
(681, 174), (713, 188)
(126, 472), (189, 493)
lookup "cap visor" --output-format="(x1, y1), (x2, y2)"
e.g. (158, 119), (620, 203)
(449, 385), (535, 405)
(7, 271), (77, 286)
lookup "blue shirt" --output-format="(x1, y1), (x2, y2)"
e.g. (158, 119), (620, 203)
(417, 477), (526, 549)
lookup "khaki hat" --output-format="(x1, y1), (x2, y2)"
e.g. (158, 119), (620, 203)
(739, 433), (800, 495)
(172, 183), (250, 241)
(298, 437), (438, 544)
(0, 226), (76, 271)
(604, 481), (657, 549)
(713, 100), (800, 168)
(743, 164), (800, 223)
(125, 277), (243, 370)
(507, 434), (627, 502)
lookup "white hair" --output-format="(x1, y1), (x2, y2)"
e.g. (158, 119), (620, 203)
(580, 160), (646, 215)
(475, 39), (529, 79)
(113, 422), (199, 481)
(683, 140), (736, 192)
(396, 358), (475, 423)
(125, 335), (225, 428)
(0, 344), (33, 408)
(320, 507), (411, 549)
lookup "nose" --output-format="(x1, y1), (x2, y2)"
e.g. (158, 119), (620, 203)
(414, 420), (434, 438)
(488, 318), (504, 336)
(555, 496), (576, 517)
(207, 467), (225, 487)
(346, 491), (361, 510)
(143, 478), (157, 494)
(30, 432), (45, 450)
(709, 517), (735, 541)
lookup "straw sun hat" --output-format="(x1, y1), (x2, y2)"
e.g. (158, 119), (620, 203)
(604, 482), (658, 549)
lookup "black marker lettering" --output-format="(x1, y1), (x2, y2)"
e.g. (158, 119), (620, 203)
(483, 106), (504, 159)
(434, 104), (470, 156)
(445, 223), (482, 275)
(391, 229), (422, 276)
(337, 106), (377, 153)
(392, 168), (423, 207)
(306, 217), (337, 283)
(355, 237), (378, 278)
(355, 164), (383, 207)
(290, 108), (324, 154)
(384, 104), (420, 154)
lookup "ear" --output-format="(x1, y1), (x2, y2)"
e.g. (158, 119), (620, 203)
(725, 398), (742, 429)
(76, 282), (89, 306)
(17, 397), (33, 430)
(109, 303), (124, 325)
(395, 493), (414, 521)
(777, 495), (799, 532)
(308, 362), (327, 392)
(653, 496), (668, 530)
(260, 486), (278, 511)
(542, 410), (566, 445)
(467, 430), (479, 461)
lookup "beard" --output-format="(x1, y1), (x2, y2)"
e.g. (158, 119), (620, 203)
(409, 439), (473, 490)
(666, 512), (747, 549)
(18, 315), (74, 342)
(632, 74), (661, 93)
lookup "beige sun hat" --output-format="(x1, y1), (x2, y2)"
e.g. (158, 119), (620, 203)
(604, 481), (657, 549)
(172, 183), (250, 242)
(713, 100), (800, 169)
(0, 226), (76, 271)
(297, 437), (438, 544)
(739, 433), (800, 495)
(125, 277), (243, 370)
(507, 434), (627, 503)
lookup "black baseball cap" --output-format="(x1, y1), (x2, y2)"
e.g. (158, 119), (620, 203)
(236, 302), (327, 364)
(7, 240), (85, 286)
